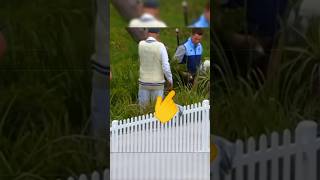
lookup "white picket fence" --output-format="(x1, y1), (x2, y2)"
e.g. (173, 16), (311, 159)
(110, 100), (211, 180)
(62, 170), (109, 180)
(63, 120), (320, 180)
(212, 120), (320, 180)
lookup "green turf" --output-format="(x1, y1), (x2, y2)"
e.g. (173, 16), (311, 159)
(110, 28), (210, 120)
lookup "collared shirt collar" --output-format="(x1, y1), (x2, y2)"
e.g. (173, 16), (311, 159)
(140, 13), (156, 21)
(188, 37), (199, 47)
(146, 36), (157, 42)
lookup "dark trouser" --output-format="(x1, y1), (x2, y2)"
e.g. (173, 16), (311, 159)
(90, 70), (108, 167)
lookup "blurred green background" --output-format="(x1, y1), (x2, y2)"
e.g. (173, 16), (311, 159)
(0, 1), (106, 180)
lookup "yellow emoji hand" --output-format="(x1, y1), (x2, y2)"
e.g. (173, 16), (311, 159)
(211, 144), (218, 161)
(155, 90), (178, 123)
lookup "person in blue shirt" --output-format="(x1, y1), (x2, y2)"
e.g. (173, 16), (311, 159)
(215, 0), (288, 76)
(221, 0), (288, 46)
(174, 28), (203, 86)
(190, 1), (210, 28)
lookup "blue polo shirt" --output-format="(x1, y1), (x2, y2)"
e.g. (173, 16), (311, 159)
(180, 38), (203, 74)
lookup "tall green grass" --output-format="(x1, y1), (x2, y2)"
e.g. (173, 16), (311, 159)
(0, 1), (106, 179)
(110, 0), (211, 121)
(110, 28), (210, 120)
(212, 10), (320, 141)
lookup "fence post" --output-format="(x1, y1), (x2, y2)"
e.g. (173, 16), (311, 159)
(109, 101), (211, 180)
(295, 120), (317, 180)
(202, 100), (210, 152)
(104, 169), (109, 180)
(202, 100), (210, 180)
(111, 120), (119, 152)
(110, 120), (119, 180)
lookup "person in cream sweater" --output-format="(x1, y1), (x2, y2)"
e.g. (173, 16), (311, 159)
(138, 28), (173, 107)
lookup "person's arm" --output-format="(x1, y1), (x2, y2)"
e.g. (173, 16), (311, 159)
(174, 45), (186, 63)
(112, 0), (140, 21)
(93, 0), (109, 69)
(160, 43), (173, 85)
(126, 28), (146, 42)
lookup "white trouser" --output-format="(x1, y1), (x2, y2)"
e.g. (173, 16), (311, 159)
(138, 86), (163, 107)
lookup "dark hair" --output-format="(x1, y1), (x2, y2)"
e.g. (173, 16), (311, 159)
(143, 0), (160, 8)
(148, 28), (160, 34)
(192, 28), (204, 36)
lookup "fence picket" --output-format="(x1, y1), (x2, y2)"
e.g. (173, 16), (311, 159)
(295, 121), (318, 180)
(271, 132), (279, 180)
(282, 129), (291, 180)
(169, 119), (172, 151)
(69, 119), (320, 180)
(225, 173), (232, 180)
(69, 100), (210, 180)
(91, 171), (99, 180)
(179, 111), (183, 152)
(78, 175), (87, 180)
(212, 164), (220, 180)
(235, 140), (244, 180)
(184, 109), (188, 153)
(134, 117), (138, 152)
(259, 135), (267, 180)
(247, 137), (255, 180)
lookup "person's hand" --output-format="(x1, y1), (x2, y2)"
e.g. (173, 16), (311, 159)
(109, 71), (112, 80)
(167, 81), (173, 91)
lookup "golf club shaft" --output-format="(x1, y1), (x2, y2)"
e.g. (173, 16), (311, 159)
(182, 1), (188, 26)
(176, 28), (180, 46)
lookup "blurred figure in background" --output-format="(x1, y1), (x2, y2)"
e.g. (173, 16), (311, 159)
(129, 0), (167, 27)
(190, 1), (210, 28)
(221, 0), (288, 41)
(217, 0), (288, 77)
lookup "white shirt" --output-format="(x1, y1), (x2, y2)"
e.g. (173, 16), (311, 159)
(129, 13), (167, 27)
(145, 37), (173, 84)
(174, 45), (186, 63)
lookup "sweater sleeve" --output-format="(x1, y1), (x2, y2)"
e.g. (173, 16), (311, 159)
(159, 43), (173, 84)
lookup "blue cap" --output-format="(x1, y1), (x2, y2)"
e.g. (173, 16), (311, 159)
(143, 0), (160, 8)
(148, 28), (160, 33)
